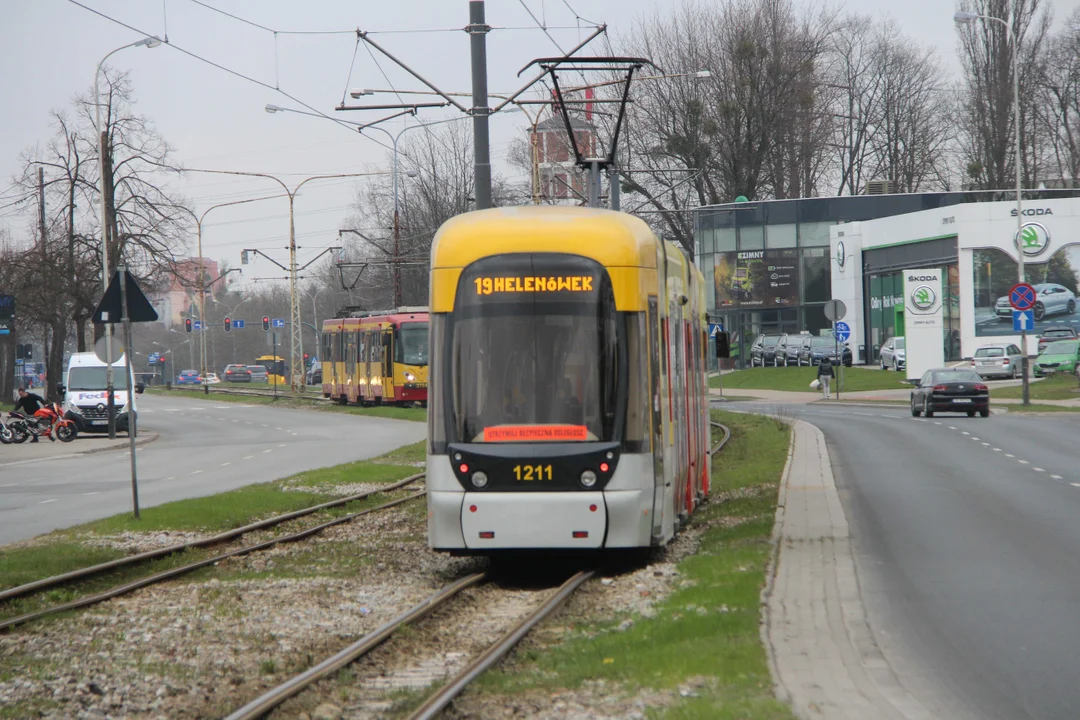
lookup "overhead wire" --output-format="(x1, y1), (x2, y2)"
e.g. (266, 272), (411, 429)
(184, 0), (353, 35)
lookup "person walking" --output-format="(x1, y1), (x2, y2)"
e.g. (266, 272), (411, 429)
(817, 358), (835, 400)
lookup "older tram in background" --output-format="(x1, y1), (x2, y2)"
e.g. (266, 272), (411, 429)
(426, 207), (710, 552)
(320, 308), (428, 406)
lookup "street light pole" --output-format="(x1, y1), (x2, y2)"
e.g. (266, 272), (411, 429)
(955, 10), (1028, 405)
(94, 35), (160, 439)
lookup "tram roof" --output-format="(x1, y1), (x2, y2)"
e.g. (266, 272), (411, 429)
(431, 206), (660, 270)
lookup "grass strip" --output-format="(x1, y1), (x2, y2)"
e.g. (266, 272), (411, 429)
(146, 386), (426, 422)
(709, 366), (910, 393)
(991, 372), (1080, 400)
(0, 441), (427, 621)
(474, 410), (795, 719)
(994, 402), (1080, 413)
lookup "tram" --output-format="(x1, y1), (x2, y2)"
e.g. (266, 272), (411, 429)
(320, 307), (429, 406)
(426, 206), (710, 552)
(253, 355), (288, 386)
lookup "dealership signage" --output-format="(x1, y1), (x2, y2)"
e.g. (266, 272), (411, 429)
(714, 248), (798, 308)
(903, 268), (945, 382)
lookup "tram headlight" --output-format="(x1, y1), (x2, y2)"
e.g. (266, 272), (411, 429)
(471, 471), (488, 488)
(580, 470), (597, 488)
(405, 372), (416, 382)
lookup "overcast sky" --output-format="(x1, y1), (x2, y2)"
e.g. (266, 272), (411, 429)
(3, 0), (1079, 291)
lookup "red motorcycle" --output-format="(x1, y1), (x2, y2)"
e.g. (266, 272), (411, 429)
(6, 402), (78, 443)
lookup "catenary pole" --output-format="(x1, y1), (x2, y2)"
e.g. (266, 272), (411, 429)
(469, 1), (492, 209)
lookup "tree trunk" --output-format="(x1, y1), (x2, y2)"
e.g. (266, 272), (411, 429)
(48, 318), (66, 398)
(75, 316), (88, 353)
(0, 338), (14, 402)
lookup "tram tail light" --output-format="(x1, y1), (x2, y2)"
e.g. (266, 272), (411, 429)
(572, 531), (589, 538)
(479, 531), (495, 539)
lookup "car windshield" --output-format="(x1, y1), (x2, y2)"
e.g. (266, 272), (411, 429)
(810, 337), (838, 348)
(975, 348), (1004, 357)
(247, 366), (266, 373)
(1043, 330), (1074, 339)
(894, 338), (905, 350)
(1044, 340), (1079, 355)
(763, 336), (781, 346)
(69, 367), (128, 390)
(933, 371), (982, 384)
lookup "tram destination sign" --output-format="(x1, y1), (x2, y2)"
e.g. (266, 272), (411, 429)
(473, 274), (595, 296)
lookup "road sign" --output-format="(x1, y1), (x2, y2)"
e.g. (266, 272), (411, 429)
(233, 319), (245, 330)
(823, 298), (847, 322)
(93, 332), (124, 364)
(1009, 283), (1036, 311)
(1013, 309), (1035, 332)
(271, 318), (285, 328)
(193, 320), (204, 331)
(834, 321), (851, 343)
(92, 269), (158, 324)
(708, 322), (724, 337)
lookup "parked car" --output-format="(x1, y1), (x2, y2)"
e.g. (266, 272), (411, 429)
(307, 359), (322, 385)
(972, 343), (1023, 380)
(798, 335), (853, 367)
(749, 334), (786, 367)
(223, 364), (252, 383)
(247, 365), (269, 383)
(911, 368), (990, 418)
(1036, 325), (1078, 355)
(996, 283), (1076, 321)
(879, 336), (906, 371)
(175, 370), (202, 385)
(781, 334), (814, 366)
(203, 373), (221, 385)
(1033, 338), (1080, 378)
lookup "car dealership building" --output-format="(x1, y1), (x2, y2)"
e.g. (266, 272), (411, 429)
(694, 190), (1080, 367)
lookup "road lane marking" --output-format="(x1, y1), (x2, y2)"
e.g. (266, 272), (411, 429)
(192, 470), (204, 475)
(166, 477), (175, 481)
(1018, 460), (1030, 464)
(993, 448), (1002, 452)
(263, 449), (273, 453)
(1034, 468), (1045, 472)
(934, 422), (942, 425)
(38, 499), (57, 504)
(246, 421), (253, 425)
(261, 424), (269, 427)
(83, 492), (99, 496)
(275, 427), (283, 430)
(220, 462), (231, 467)
(243, 455), (254, 460)
(981, 442), (990, 446)
(1072, 483), (1080, 488)
(962, 431), (970, 435)
(949, 426), (957, 430)
(278, 444), (286, 448)
(1005, 454), (1015, 458)
(1052, 475), (1063, 480)
(971, 437), (980, 441)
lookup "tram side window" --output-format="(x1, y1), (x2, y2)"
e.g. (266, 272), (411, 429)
(623, 313), (649, 451)
(337, 332), (345, 365)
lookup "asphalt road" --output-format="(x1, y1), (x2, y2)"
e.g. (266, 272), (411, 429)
(0, 393), (426, 546)
(736, 400), (1080, 719)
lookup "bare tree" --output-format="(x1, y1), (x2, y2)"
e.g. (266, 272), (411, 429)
(956, 0), (1052, 189)
(1034, 12), (1080, 186)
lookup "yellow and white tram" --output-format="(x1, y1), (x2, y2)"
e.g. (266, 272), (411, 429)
(426, 206), (710, 552)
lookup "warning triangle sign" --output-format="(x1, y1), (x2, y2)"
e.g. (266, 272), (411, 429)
(93, 269), (159, 324)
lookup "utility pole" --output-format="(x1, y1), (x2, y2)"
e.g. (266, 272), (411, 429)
(469, 1), (492, 209)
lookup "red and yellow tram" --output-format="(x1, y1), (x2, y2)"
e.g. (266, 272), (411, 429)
(320, 307), (429, 406)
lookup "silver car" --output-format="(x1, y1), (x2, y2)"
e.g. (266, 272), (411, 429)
(995, 283), (1076, 321)
(879, 336), (905, 371)
(972, 343), (1023, 380)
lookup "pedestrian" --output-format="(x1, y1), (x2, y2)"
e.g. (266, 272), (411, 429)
(13, 387), (51, 442)
(817, 358), (835, 400)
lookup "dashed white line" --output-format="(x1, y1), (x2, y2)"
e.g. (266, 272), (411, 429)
(38, 499), (57, 504)
(83, 492), (99, 496)
(962, 431), (970, 436)
(1034, 468), (1045, 473)
(261, 424), (269, 428)
(993, 448), (1002, 452)
(971, 437), (980, 441)
(934, 422), (942, 425)
(1018, 460), (1030, 465)
(1071, 483), (1080, 488)
(192, 470), (204, 475)
(1052, 475), (1063, 480)
(263, 449), (273, 454)
(275, 427), (283, 431)
(278, 443), (287, 448)
(220, 462), (231, 467)
(981, 442), (990, 446)
(242, 455), (254, 460)
(1005, 454), (1015, 458)
(949, 426), (957, 430)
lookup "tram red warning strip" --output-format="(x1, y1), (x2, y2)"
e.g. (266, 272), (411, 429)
(483, 424), (588, 442)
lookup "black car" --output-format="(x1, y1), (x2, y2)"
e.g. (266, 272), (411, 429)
(798, 336), (853, 367)
(749, 334), (786, 367)
(780, 334), (814, 366)
(910, 368), (989, 418)
(222, 364), (252, 383)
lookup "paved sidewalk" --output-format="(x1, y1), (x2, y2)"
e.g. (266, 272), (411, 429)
(763, 420), (937, 720)
(0, 432), (159, 467)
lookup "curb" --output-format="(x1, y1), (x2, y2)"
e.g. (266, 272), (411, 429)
(760, 417), (796, 707)
(79, 431), (160, 455)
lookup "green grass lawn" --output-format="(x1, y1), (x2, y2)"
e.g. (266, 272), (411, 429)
(992, 373), (1080, 401)
(475, 410), (795, 719)
(710, 366), (911, 393)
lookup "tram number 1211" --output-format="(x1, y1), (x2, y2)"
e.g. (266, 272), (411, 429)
(513, 464), (553, 481)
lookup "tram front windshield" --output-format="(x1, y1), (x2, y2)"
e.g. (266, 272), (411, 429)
(396, 322), (429, 366)
(450, 302), (620, 443)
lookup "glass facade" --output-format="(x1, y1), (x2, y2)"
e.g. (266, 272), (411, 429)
(695, 189), (1080, 368)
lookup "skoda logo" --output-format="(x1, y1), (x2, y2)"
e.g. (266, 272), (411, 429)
(835, 241), (846, 268)
(911, 284), (937, 311)
(1015, 222), (1050, 256)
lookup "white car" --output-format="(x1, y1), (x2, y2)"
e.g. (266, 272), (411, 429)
(203, 373), (221, 385)
(973, 344), (1024, 380)
(879, 336), (905, 371)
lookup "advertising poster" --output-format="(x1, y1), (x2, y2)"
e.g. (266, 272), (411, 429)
(714, 249), (798, 309)
(972, 245), (1080, 337)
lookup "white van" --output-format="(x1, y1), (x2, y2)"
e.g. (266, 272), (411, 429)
(60, 352), (143, 434)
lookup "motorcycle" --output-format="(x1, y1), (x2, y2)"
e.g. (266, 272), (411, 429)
(0, 414), (17, 444)
(7, 402), (78, 443)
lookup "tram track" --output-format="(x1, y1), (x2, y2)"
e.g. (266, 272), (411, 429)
(0, 473), (426, 632)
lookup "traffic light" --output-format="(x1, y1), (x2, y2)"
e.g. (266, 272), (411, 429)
(224, 317), (231, 332)
(185, 318), (193, 333)
(24, 345), (31, 359)
(262, 316), (270, 331)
